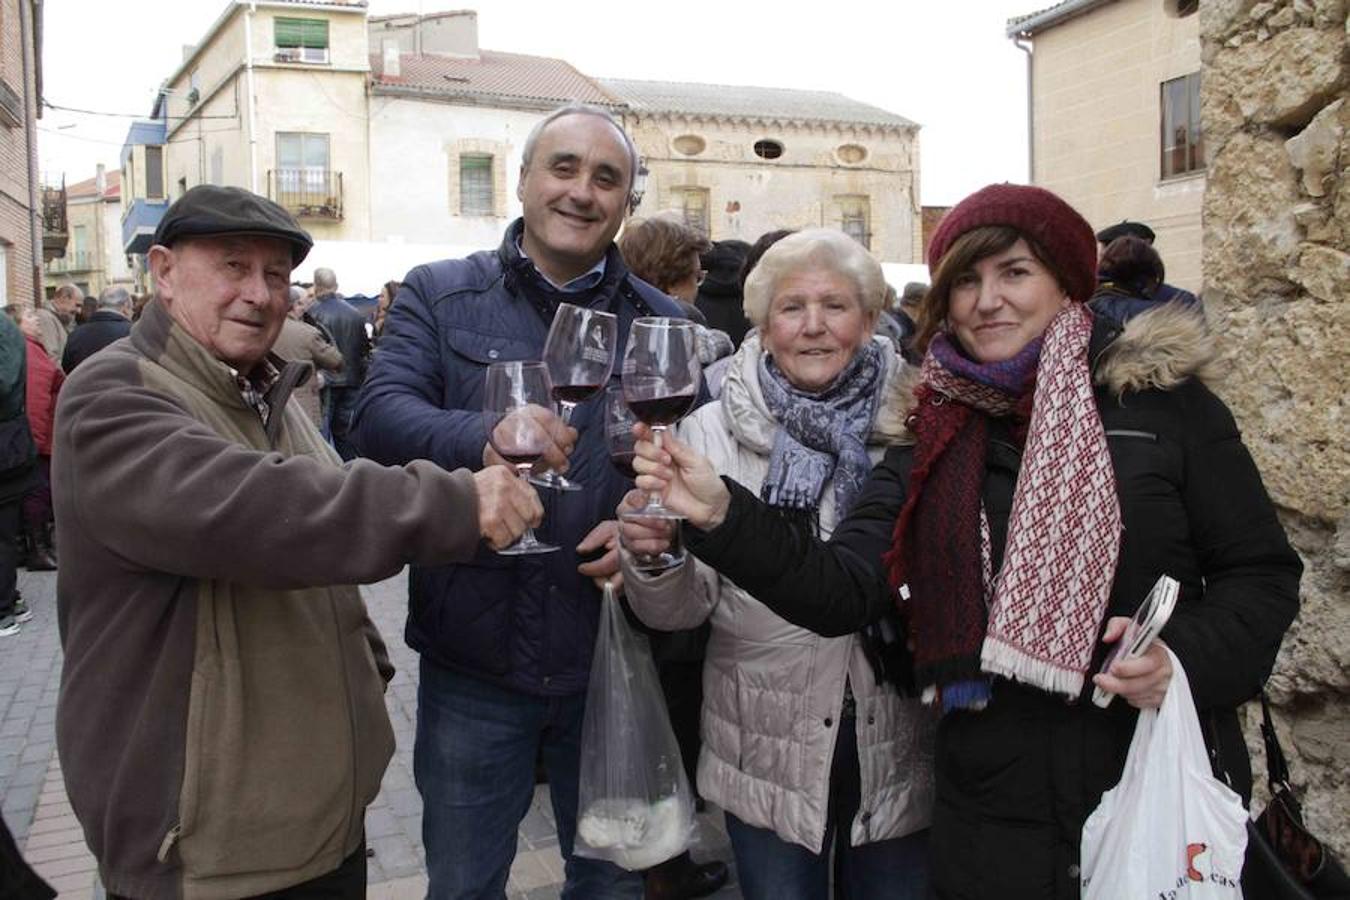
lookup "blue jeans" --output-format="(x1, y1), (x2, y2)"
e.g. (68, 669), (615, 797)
(724, 714), (930, 900)
(320, 385), (360, 461)
(415, 657), (643, 900)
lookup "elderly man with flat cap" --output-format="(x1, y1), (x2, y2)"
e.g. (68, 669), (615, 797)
(52, 185), (543, 900)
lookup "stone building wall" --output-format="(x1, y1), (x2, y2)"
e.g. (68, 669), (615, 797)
(626, 116), (921, 263)
(1200, 0), (1348, 857)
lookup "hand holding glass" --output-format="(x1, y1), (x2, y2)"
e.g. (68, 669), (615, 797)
(620, 318), (701, 519)
(482, 361), (559, 555)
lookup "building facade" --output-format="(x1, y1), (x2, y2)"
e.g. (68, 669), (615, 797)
(120, 3), (921, 293)
(1008, 0), (1204, 291)
(608, 80), (920, 261)
(0, 0), (43, 309)
(44, 166), (131, 298)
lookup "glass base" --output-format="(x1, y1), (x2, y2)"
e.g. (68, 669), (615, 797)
(495, 539), (560, 556)
(624, 504), (685, 520)
(619, 511), (685, 575)
(530, 472), (583, 492)
(629, 548), (685, 575)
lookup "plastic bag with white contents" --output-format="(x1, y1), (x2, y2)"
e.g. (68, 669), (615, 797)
(574, 584), (694, 871)
(1081, 648), (1248, 899)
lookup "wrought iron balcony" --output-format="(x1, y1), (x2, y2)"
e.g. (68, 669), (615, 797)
(268, 169), (343, 220)
(41, 183), (68, 261)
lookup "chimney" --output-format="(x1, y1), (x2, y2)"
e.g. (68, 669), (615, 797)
(382, 39), (400, 78)
(418, 10), (479, 59)
(95, 164), (106, 196)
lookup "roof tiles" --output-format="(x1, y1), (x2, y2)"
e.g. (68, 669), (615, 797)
(599, 78), (915, 129)
(372, 50), (618, 107)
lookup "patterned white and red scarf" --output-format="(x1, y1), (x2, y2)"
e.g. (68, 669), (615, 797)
(884, 304), (1122, 710)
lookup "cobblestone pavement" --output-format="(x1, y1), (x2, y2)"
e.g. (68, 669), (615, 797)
(1, 568), (741, 899)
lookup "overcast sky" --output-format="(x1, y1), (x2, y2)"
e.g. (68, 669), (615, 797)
(38, 0), (1034, 205)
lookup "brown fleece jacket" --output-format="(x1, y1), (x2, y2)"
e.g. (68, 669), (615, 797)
(53, 299), (481, 900)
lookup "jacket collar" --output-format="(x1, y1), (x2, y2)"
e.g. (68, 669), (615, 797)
(132, 298), (311, 443)
(84, 310), (130, 324)
(720, 332), (911, 455)
(496, 218), (654, 321)
(1090, 301), (1213, 397)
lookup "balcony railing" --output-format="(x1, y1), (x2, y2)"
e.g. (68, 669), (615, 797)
(46, 251), (94, 274)
(41, 183), (67, 261)
(268, 169), (343, 220)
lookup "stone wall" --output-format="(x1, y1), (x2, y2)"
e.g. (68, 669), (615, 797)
(1200, 0), (1349, 858)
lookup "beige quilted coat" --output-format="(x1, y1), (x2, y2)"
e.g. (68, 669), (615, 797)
(623, 333), (936, 854)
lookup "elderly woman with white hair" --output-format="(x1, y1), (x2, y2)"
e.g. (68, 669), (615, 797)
(620, 228), (934, 898)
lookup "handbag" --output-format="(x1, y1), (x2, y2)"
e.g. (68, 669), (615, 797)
(1212, 692), (1350, 899)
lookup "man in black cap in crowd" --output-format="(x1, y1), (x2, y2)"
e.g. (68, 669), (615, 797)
(1095, 220), (1202, 311)
(52, 184), (542, 900)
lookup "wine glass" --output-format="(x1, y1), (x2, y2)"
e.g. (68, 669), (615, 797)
(621, 317), (701, 519)
(608, 385), (686, 572)
(604, 384), (638, 479)
(481, 361), (559, 555)
(536, 303), (618, 492)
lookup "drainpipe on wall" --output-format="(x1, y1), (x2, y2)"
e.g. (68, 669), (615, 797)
(1014, 35), (1034, 183)
(245, 1), (259, 194)
(21, 0), (41, 306)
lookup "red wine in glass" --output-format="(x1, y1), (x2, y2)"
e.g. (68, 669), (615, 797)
(482, 361), (558, 556)
(539, 303), (618, 492)
(620, 317), (701, 522)
(627, 393), (698, 427)
(609, 451), (637, 480)
(551, 383), (605, 406)
(605, 385), (640, 480)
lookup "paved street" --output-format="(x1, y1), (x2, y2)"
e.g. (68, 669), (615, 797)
(1, 567), (741, 898)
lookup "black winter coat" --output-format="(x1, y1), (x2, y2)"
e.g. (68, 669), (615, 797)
(61, 310), (132, 373)
(685, 308), (1301, 899)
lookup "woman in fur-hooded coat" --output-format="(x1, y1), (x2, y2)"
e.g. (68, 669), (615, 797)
(622, 185), (1302, 899)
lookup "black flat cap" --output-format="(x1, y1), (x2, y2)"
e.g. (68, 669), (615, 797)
(153, 185), (313, 266)
(1095, 220), (1155, 245)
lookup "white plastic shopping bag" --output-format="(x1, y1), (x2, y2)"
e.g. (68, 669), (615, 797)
(574, 584), (694, 870)
(1080, 648), (1248, 899)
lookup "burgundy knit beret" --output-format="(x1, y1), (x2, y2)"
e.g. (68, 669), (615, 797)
(927, 183), (1098, 303)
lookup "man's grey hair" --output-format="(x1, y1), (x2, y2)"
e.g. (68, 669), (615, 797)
(313, 268), (338, 295)
(98, 286), (132, 311)
(287, 285), (305, 309)
(520, 103), (639, 188)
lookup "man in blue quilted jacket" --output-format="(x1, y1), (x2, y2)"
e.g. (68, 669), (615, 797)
(352, 104), (688, 899)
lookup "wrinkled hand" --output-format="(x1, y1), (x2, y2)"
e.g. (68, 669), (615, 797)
(631, 423), (729, 529)
(473, 465), (544, 550)
(1092, 616), (1174, 709)
(617, 490), (680, 558)
(577, 520), (623, 592)
(482, 405), (577, 475)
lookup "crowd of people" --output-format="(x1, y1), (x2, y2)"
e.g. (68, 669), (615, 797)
(0, 101), (1302, 900)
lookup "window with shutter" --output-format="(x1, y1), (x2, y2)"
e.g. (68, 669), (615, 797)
(459, 155), (493, 216)
(274, 18), (329, 63)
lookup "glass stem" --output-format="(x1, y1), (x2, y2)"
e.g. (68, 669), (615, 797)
(649, 426), (665, 508)
(516, 464), (540, 546)
(559, 402), (576, 425)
